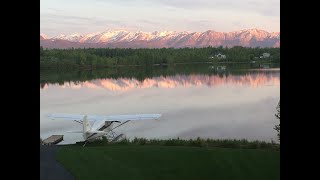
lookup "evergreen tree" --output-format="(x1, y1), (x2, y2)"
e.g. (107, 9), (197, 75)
(274, 101), (280, 142)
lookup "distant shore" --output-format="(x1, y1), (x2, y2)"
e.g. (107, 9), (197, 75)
(248, 68), (280, 71)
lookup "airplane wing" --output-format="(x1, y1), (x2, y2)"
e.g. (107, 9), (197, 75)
(47, 114), (105, 125)
(105, 114), (162, 121)
(47, 113), (161, 122)
(47, 114), (86, 121)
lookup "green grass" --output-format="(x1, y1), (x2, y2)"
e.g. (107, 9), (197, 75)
(56, 145), (279, 180)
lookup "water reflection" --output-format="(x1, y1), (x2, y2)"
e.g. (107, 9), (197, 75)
(40, 70), (280, 144)
(41, 72), (279, 91)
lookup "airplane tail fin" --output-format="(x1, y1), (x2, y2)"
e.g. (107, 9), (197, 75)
(83, 115), (91, 133)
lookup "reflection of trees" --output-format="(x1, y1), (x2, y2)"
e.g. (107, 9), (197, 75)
(40, 83), (46, 89)
(40, 65), (280, 89)
(40, 71), (280, 91)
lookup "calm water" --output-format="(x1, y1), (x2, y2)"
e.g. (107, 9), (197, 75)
(40, 69), (280, 144)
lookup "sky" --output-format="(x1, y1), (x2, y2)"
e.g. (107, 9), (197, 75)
(40, 0), (280, 37)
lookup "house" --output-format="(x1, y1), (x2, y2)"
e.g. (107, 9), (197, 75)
(209, 53), (227, 60)
(216, 53), (226, 59)
(263, 53), (270, 57)
(260, 53), (270, 59)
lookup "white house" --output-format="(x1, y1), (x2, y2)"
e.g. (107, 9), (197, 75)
(215, 53), (226, 59)
(260, 53), (270, 58)
(209, 53), (226, 59)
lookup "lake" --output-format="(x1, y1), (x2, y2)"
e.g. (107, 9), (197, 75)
(40, 66), (280, 144)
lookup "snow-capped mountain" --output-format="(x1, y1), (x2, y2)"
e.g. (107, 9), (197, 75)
(51, 33), (83, 42)
(40, 29), (280, 48)
(40, 33), (48, 40)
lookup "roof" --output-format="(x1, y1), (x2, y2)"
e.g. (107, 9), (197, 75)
(43, 135), (64, 144)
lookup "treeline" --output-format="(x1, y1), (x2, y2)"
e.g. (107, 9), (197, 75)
(40, 46), (280, 70)
(74, 137), (279, 150)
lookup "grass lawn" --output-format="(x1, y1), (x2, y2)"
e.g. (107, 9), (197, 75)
(56, 145), (279, 180)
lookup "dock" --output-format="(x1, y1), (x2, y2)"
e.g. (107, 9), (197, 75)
(42, 135), (64, 145)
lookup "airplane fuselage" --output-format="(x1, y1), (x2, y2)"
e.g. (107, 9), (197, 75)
(84, 121), (114, 141)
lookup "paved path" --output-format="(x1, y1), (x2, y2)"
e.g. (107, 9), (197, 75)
(40, 145), (74, 180)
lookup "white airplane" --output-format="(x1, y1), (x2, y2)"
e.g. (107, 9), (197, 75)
(47, 113), (162, 146)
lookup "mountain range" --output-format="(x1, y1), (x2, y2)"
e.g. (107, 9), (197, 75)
(40, 29), (280, 49)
